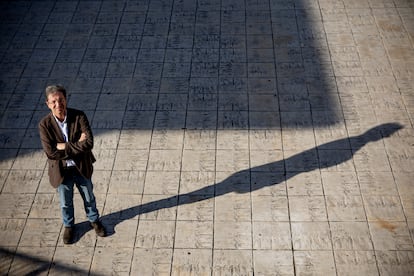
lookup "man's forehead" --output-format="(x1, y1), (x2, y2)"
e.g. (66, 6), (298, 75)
(47, 91), (65, 99)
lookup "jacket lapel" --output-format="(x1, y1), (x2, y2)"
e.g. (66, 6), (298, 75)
(49, 113), (65, 142)
(67, 109), (76, 142)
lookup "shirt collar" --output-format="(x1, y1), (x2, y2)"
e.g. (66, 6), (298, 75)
(53, 114), (67, 125)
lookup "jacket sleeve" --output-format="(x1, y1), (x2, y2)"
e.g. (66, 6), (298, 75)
(64, 111), (94, 157)
(38, 118), (68, 161)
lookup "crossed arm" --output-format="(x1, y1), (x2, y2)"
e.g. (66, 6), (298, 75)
(56, 132), (87, 150)
(39, 111), (94, 161)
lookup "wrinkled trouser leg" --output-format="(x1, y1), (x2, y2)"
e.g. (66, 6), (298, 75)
(74, 174), (99, 223)
(58, 173), (99, 227)
(58, 177), (75, 227)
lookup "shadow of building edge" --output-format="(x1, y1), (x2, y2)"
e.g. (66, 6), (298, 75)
(0, 1), (341, 162)
(71, 122), (402, 240)
(54, 3), (340, 131)
(0, 247), (103, 276)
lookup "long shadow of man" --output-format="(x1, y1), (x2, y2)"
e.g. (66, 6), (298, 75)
(75, 123), (402, 238)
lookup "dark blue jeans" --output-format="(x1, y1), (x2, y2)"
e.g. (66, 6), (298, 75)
(57, 172), (99, 227)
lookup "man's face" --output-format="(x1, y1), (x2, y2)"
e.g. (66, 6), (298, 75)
(46, 91), (67, 120)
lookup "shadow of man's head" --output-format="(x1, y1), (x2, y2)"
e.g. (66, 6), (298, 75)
(363, 123), (404, 141)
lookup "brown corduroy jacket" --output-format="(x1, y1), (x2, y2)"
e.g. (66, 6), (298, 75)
(38, 108), (96, 188)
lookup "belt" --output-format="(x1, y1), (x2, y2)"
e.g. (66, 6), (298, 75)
(63, 166), (79, 174)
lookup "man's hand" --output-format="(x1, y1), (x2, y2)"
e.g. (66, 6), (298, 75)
(57, 143), (66, 150)
(79, 132), (87, 142)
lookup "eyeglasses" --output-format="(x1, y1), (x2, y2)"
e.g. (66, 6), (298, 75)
(47, 98), (66, 105)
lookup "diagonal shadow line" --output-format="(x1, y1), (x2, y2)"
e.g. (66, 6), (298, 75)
(0, 247), (104, 276)
(74, 122), (402, 239)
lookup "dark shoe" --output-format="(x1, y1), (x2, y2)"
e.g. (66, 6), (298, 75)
(63, 227), (74, 244)
(91, 220), (106, 237)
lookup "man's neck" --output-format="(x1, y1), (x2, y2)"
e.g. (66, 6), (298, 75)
(54, 113), (67, 123)
(57, 117), (65, 122)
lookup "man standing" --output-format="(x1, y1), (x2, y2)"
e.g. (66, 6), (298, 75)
(38, 85), (105, 244)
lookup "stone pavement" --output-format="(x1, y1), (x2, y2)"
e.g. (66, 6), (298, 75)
(0, 0), (413, 275)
